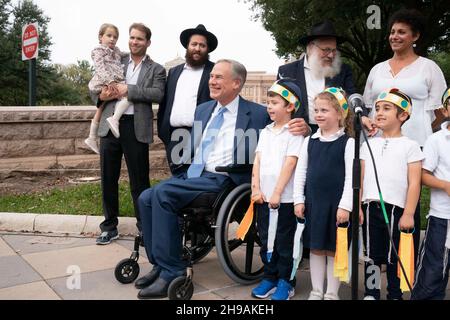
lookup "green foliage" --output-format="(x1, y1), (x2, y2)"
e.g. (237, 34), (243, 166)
(0, 0), (93, 106)
(420, 187), (430, 230)
(0, 180), (160, 216)
(54, 60), (94, 105)
(2, 0), (54, 105)
(247, 0), (450, 91)
(430, 51), (450, 85)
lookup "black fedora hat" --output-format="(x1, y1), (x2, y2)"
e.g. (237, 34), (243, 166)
(180, 24), (218, 52)
(299, 20), (346, 45)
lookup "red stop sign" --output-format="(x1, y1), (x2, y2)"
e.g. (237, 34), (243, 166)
(22, 23), (39, 60)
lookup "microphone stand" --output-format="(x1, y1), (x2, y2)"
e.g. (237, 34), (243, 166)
(351, 107), (363, 300)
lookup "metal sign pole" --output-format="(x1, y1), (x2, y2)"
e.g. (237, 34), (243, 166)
(29, 58), (36, 106)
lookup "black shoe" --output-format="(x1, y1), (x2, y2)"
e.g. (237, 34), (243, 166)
(96, 229), (119, 245)
(135, 267), (161, 289)
(138, 231), (144, 247)
(137, 277), (169, 299)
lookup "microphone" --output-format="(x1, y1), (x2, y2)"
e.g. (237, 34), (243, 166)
(348, 93), (365, 115)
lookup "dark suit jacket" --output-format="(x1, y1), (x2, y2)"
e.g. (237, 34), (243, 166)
(189, 96), (270, 186)
(277, 57), (356, 124)
(91, 54), (166, 144)
(157, 60), (215, 146)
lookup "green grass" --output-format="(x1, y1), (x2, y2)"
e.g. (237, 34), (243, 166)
(0, 182), (432, 229)
(419, 186), (431, 230)
(0, 180), (160, 217)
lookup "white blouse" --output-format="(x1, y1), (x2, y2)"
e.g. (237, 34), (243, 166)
(363, 56), (447, 146)
(293, 128), (354, 212)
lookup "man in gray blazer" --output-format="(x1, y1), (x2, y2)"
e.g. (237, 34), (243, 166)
(91, 23), (166, 245)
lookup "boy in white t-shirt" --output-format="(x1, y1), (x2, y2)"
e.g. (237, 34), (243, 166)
(361, 88), (424, 300)
(411, 88), (450, 300)
(250, 79), (304, 300)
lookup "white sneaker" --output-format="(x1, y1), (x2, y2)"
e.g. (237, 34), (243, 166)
(324, 293), (340, 300)
(363, 295), (376, 300)
(308, 290), (324, 300)
(84, 137), (99, 154)
(106, 117), (120, 138)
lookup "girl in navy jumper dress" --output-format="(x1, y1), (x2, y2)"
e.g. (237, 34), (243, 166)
(294, 87), (361, 300)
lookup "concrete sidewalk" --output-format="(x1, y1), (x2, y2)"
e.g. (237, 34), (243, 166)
(0, 213), (449, 300)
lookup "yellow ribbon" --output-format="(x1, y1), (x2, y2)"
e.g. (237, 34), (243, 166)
(334, 226), (349, 282)
(235, 200), (255, 240)
(398, 231), (415, 292)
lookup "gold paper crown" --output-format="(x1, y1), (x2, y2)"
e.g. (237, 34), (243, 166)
(442, 88), (450, 107)
(324, 87), (349, 118)
(375, 88), (412, 115)
(268, 82), (301, 112)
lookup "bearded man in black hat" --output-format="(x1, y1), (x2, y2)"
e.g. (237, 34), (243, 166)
(278, 20), (356, 134)
(157, 24), (218, 174)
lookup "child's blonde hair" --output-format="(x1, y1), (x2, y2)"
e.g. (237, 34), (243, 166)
(98, 23), (119, 44)
(314, 91), (354, 137)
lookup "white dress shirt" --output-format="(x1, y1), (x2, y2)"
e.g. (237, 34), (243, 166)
(170, 65), (205, 127)
(361, 136), (424, 208)
(293, 128), (355, 212)
(204, 96), (240, 174)
(422, 121), (450, 219)
(121, 55), (147, 115)
(255, 123), (304, 203)
(304, 56), (326, 125)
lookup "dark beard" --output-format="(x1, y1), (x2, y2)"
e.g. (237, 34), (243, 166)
(185, 50), (209, 68)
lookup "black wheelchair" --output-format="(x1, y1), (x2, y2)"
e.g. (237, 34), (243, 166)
(114, 165), (264, 300)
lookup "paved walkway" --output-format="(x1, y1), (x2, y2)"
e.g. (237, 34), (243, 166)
(0, 213), (448, 300)
(0, 231), (356, 300)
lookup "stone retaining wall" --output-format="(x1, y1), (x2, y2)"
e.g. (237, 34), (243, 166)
(0, 106), (170, 178)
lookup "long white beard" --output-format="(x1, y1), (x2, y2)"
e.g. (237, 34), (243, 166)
(308, 51), (342, 79)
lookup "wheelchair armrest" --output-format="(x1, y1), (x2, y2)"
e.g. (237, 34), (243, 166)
(215, 164), (253, 174)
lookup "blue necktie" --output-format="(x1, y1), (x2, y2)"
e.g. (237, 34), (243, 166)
(187, 107), (227, 178)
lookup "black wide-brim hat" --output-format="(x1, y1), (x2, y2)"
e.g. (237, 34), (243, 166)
(299, 20), (346, 45)
(180, 24), (218, 53)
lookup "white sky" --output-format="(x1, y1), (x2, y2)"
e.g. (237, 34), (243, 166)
(26, 0), (285, 74)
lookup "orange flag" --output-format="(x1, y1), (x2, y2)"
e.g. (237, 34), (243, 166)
(398, 231), (415, 292)
(236, 200), (255, 240)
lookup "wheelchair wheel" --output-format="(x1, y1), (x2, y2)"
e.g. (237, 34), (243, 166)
(168, 276), (194, 300)
(114, 258), (140, 284)
(215, 183), (264, 284)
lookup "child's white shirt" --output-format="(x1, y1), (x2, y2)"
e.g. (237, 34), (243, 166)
(422, 121), (450, 219)
(361, 136), (424, 208)
(293, 128), (355, 212)
(255, 123), (304, 203)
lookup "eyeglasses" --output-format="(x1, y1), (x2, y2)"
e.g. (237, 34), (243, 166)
(312, 42), (338, 55)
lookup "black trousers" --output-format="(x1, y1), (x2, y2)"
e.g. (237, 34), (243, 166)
(99, 115), (150, 232)
(164, 126), (191, 175)
(412, 216), (450, 300)
(256, 202), (297, 284)
(362, 202), (403, 300)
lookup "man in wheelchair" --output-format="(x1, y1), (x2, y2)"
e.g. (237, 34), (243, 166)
(136, 59), (270, 299)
